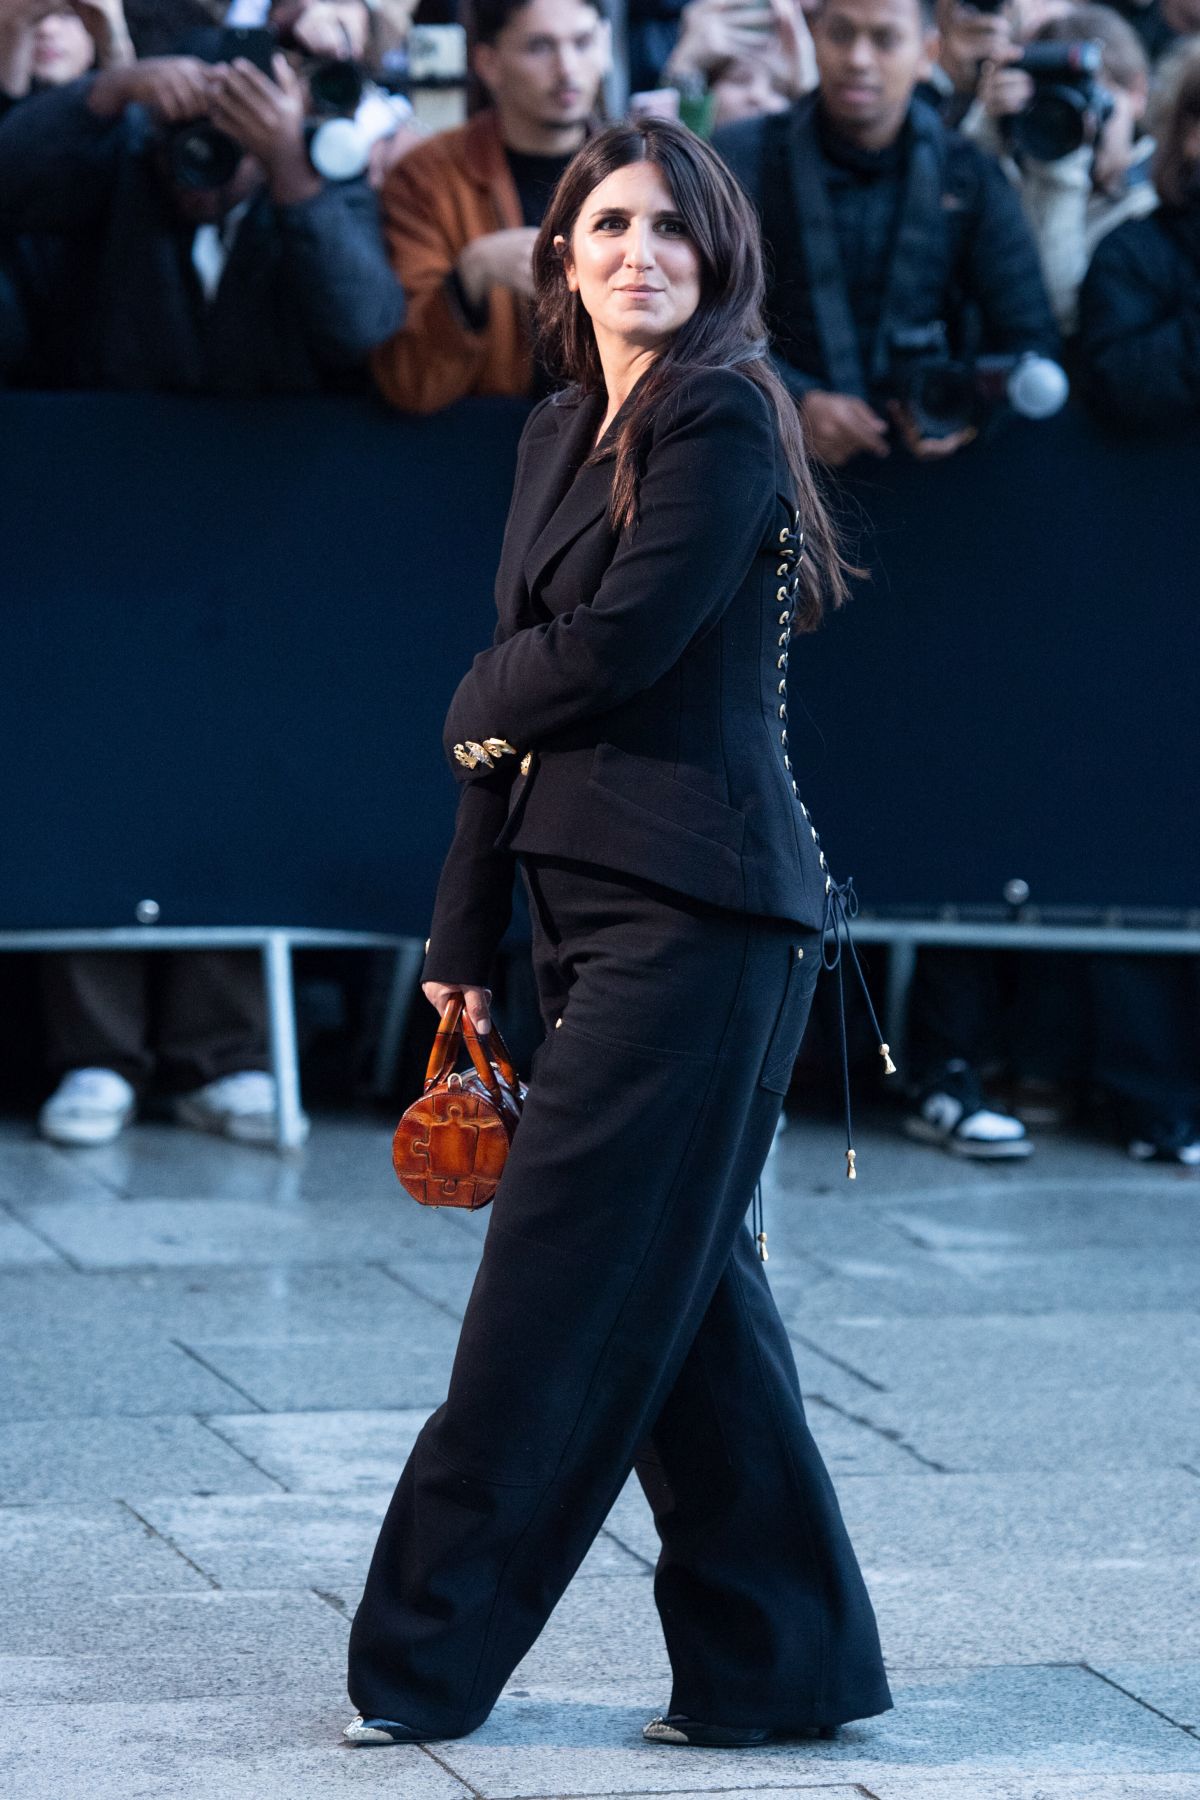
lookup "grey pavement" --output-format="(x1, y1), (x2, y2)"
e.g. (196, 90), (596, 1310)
(1, 1107), (1198, 1800)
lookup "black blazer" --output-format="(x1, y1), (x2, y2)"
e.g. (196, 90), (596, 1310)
(423, 366), (830, 986)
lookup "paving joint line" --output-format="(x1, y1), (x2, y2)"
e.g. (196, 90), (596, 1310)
(118, 1498), (221, 1589)
(43, 1141), (127, 1199)
(375, 1261), (467, 1324)
(420, 1742), (488, 1797)
(310, 1586), (351, 1620)
(1082, 1661), (1200, 1739)
(0, 1198), (81, 1269)
(808, 1393), (952, 1472)
(789, 1328), (889, 1393)
(597, 1522), (656, 1573)
(197, 1414), (290, 1489)
(173, 1340), (268, 1413)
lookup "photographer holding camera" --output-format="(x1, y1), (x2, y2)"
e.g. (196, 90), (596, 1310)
(1, 0), (133, 111)
(1078, 37), (1200, 425)
(714, 0), (1058, 467)
(0, 26), (404, 390)
(969, 5), (1154, 330)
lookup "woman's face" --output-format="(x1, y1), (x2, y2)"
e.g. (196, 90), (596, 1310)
(557, 160), (702, 354)
(32, 11), (96, 86)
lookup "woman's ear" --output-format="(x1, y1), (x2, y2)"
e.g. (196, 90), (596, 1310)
(553, 232), (579, 293)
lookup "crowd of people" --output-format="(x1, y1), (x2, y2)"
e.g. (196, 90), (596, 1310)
(2, 0), (1196, 1161)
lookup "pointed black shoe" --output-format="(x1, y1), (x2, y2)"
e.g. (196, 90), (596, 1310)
(343, 1714), (428, 1745)
(643, 1714), (839, 1748)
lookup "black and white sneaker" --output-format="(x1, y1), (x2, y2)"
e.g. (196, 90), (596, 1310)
(1127, 1120), (1200, 1167)
(903, 1059), (1032, 1160)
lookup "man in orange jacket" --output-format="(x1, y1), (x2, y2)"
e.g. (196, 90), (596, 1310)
(371, 0), (609, 413)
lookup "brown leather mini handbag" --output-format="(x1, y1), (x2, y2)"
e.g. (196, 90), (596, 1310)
(392, 995), (527, 1210)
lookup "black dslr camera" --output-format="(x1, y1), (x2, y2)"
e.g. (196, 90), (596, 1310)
(887, 323), (1068, 438)
(165, 22), (369, 192)
(1007, 40), (1114, 162)
(166, 26), (276, 192)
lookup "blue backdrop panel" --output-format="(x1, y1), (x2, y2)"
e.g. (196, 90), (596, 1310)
(790, 407), (1199, 915)
(4, 393), (527, 933)
(2, 394), (1196, 931)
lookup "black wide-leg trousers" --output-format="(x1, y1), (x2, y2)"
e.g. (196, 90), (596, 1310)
(348, 854), (892, 1737)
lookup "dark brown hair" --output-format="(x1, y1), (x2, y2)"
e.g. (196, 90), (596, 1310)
(1153, 40), (1200, 210)
(531, 117), (850, 628)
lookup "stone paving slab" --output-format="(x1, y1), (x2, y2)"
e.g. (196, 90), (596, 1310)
(837, 1386), (1200, 1474)
(0, 1414), (278, 1504)
(1, 1499), (211, 1597)
(0, 1209), (63, 1268)
(770, 1244), (1200, 1319)
(0, 1589), (346, 1705)
(15, 1196), (485, 1270)
(1095, 1663), (1200, 1732)
(50, 1118), (405, 1203)
(884, 1179), (1200, 1252)
(179, 1328), (460, 1413)
(423, 1665), (1200, 1798)
(0, 1262), (433, 1343)
(0, 1333), (253, 1422)
(132, 1491), (646, 1592)
(864, 1557), (1200, 1665)
(836, 1470), (1200, 1565)
(0, 1696), (472, 1800)
(867, 1779), (1200, 1799)
(787, 1311), (1200, 1399)
(209, 1406), (431, 1492)
(0, 1134), (114, 1205)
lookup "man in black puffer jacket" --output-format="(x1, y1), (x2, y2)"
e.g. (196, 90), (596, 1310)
(713, 0), (1058, 469)
(1078, 45), (1200, 432)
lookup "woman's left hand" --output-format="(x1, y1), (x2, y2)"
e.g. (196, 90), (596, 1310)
(423, 982), (493, 1036)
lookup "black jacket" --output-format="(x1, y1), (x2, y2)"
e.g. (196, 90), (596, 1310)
(0, 78), (405, 394)
(423, 367), (830, 987)
(1078, 206), (1200, 430)
(713, 95), (1057, 401)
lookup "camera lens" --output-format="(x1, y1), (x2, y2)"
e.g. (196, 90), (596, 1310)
(1015, 88), (1089, 161)
(166, 121), (243, 191)
(307, 57), (365, 116)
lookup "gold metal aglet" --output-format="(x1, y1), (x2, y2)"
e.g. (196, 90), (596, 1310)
(880, 1042), (897, 1076)
(756, 1231), (769, 1262)
(846, 1148), (857, 1180)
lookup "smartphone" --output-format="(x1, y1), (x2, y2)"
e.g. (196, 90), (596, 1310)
(217, 26), (277, 77)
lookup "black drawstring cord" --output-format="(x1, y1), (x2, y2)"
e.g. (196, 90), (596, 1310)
(753, 1178), (768, 1261)
(822, 876), (898, 1179)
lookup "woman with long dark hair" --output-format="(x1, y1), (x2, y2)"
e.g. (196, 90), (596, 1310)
(345, 116), (892, 1752)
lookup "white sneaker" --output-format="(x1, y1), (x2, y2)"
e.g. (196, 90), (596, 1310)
(173, 1070), (310, 1147)
(38, 1068), (137, 1146)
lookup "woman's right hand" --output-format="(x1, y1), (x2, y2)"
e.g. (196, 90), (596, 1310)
(423, 981), (492, 1035)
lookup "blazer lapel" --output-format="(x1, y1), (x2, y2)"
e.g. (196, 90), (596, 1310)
(521, 392), (615, 598)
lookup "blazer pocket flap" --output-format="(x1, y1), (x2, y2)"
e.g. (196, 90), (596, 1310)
(588, 742), (745, 854)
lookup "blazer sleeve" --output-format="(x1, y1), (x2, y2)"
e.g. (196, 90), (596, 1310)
(421, 396), (556, 984)
(442, 370), (777, 775)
